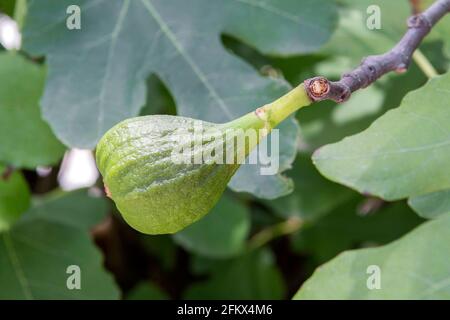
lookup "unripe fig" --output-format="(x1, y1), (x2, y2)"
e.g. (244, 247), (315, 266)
(96, 85), (310, 234)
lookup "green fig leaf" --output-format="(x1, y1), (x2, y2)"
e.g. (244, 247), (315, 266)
(22, 0), (337, 199)
(408, 189), (450, 219)
(327, 0), (410, 63)
(184, 249), (285, 299)
(0, 53), (65, 169)
(265, 154), (354, 221)
(0, 167), (31, 232)
(139, 235), (177, 271)
(126, 282), (168, 300)
(423, 0), (450, 59)
(293, 198), (423, 264)
(313, 72), (450, 201)
(294, 213), (450, 300)
(0, 0), (15, 17)
(23, 189), (109, 229)
(0, 190), (119, 299)
(173, 194), (250, 258)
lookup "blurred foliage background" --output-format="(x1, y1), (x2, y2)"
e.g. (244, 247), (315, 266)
(0, 0), (449, 299)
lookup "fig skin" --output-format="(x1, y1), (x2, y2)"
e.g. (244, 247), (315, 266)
(96, 115), (243, 234)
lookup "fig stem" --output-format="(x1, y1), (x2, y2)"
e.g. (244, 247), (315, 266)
(259, 84), (311, 128)
(227, 84), (311, 133)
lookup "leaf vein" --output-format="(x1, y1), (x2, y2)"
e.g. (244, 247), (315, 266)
(140, 0), (234, 120)
(2, 233), (33, 300)
(96, 0), (131, 140)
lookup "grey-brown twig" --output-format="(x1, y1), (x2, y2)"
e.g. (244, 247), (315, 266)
(305, 0), (450, 103)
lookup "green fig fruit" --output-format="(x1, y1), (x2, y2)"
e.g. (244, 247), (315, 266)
(96, 84), (310, 234)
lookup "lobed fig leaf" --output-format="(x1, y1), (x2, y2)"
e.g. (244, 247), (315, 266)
(96, 85), (310, 234)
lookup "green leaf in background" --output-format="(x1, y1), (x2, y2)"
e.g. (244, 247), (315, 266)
(139, 235), (177, 272)
(126, 282), (168, 300)
(0, 53), (65, 169)
(189, 255), (221, 276)
(24, 189), (109, 229)
(266, 154), (354, 221)
(185, 249), (285, 299)
(293, 198), (423, 264)
(0, 167), (30, 232)
(432, 21), (450, 60)
(328, 0), (409, 63)
(408, 189), (450, 219)
(423, 0), (450, 60)
(313, 72), (450, 201)
(294, 213), (450, 299)
(0, 0), (15, 17)
(139, 75), (177, 116)
(22, 0), (337, 199)
(173, 194), (250, 258)
(0, 190), (119, 299)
